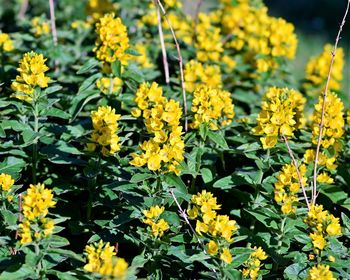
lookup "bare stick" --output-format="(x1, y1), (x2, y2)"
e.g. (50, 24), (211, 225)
(49, 0), (58, 46)
(155, 0), (188, 132)
(312, 0), (350, 205)
(193, 0), (203, 40)
(282, 135), (310, 210)
(18, 0), (29, 19)
(169, 189), (217, 274)
(154, 1), (170, 85)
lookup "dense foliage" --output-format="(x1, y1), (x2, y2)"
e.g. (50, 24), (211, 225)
(0, 0), (350, 279)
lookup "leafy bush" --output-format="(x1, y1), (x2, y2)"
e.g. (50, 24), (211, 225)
(0, 0), (349, 279)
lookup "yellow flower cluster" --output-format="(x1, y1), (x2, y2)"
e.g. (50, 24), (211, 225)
(19, 183), (56, 244)
(163, 13), (192, 45)
(304, 204), (341, 252)
(142, 205), (169, 238)
(304, 149), (336, 185)
(184, 60), (222, 93)
(86, 0), (116, 22)
(94, 13), (130, 65)
(274, 163), (307, 214)
(134, 43), (154, 68)
(195, 13), (223, 62)
(0, 173), (15, 202)
(242, 247), (268, 280)
(96, 77), (123, 94)
(221, 2), (297, 73)
(130, 82), (184, 175)
(0, 32), (14, 52)
(190, 85), (234, 130)
(11, 51), (50, 101)
(84, 240), (128, 279)
(31, 17), (50, 37)
(311, 92), (344, 149)
(87, 106), (121, 157)
(188, 190), (238, 264)
(307, 264), (336, 280)
(304, 44), (344, 96)
(253, 87), (306, 149)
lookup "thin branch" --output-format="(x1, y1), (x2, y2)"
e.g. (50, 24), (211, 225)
(192, 0), (203, 41)
(169, 189), (217, 274)
(18, 0), (29, 20)
(282, 135), (310, 210)
(49, 0), (58, 46)
(155, 0), (188, 132)
(154, 1), (170, 85)
(312, 0), (350, 205)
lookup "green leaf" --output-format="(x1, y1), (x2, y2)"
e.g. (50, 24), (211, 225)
(125, 48), (141, 56)
(45, 108), (71, 119)
(201, 168), (213, 183)
(1, 209), (17, 226)
(163, 173), (188, 197)
(207, 131), (228, 149)
(77, 73), (102, 94)
(284, 263), (308, 280)
(130, 173), (153, 183)
(77, 58), (99, 74)
(111, 60), (122, 77)
(46, 248), (84, 262)
(0, 157), (26, 177)
(0, 264), (36, 280)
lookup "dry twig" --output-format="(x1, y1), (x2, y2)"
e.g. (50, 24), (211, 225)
(312, 0), (350, 205)
(154, 0), (170, 85)
(155, 0), (188, 132)
(49, 0), (58, 46)
(18, 0), (29, 20)
(282, 135), (310, 210)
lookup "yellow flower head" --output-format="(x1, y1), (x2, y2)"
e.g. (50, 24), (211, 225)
(242, 246), (268, 280)
(142, 205), (169, 238)
(253, 87), (306, 149)
(307, 264), (336, 280)
(0, 173), (14, 192)
(184, 60), (222, 93)
(220, 247), (233, 264)
(304, 44), (344, 96)
(134, 43), (154, 68)
(11, 51), (50, 101)
(274, 163), (307, 214)
(96, 77), (123, 94)
(31, 17), (50, 37)
(190, 85), (235, 130)
(94, 13), (131, 65)
(0, 32), (14, 52)
(84, 240), (128, 279)
(87, 106), (121, 157)
(86, 0), (116, 22)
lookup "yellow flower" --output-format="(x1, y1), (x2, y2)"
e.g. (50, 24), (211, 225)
(84, 240), (128, 279)
(94, 13), (131, 65)
(220, 248), (232, 264)
(86, 0), (116, 22)
(0, 32), (14, 52)
(207, 240), (219, 255)
(253, 87), (306, 149)
(143, 205), (164, 219)
(96, 77), (123, 94)
(88, 106), (121, 156)
(307, 264), (336, 280)
(142, 205), (169, 238)
(11, 51), (50, 101)
(190, 85), (235, 130)
(0, 173), (14, 192)
(134, 43), (154, 68)
(304, 44), (344, 96)
(242, 246), (267, 280)
(31, 17), (50, 37)
(310, 232), (326, 250)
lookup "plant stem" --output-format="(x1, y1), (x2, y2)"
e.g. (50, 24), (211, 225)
(32, 103), (39, 184)
(277, 216), (286, 254)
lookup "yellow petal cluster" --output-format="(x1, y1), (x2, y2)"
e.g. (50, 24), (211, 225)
(274, 163), (307, 214)
(312, 92), (344, 149)
(19, 183), (56, 244)
(87, 106), (121, 157)
(190, 85), (234, 130)
(134, 43), (154, 68)
(307, 264), (336, 280)
(304, 44), (344, 96)
(242, 246), (268, 280)
(94, 13), (130, 65)
(130, 82), (184, 175)
(184, 60), (222, 93)
(162, 13), (192, 45)
(142, 205), (169, 238)
(221, 2), (297, 73)
(0, 173), (15, 202)
(304, 204), (341, 252)
(96, 77), (123, 94)
(84, 240), (128, 279)
(188, 190), (237, 264)
(86, 0), (116, 22)
(11, 51), (50, 101)
(253, 87), (306, 149)
(194, 13), (223, 62)
(31, 17), (50, 37)
(0, 32), (14, 52)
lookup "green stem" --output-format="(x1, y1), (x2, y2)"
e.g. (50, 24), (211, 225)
(32, 103), (39, 184)
(86, 156), (101, 221)
(277, 216), (287, 254)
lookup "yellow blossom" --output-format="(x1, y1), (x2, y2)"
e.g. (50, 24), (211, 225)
(0, 32), (14, 52)
(96, 77), (123, 94)
(307, 264), (336, 280)
(31, 17), (50, 37)
(220, 248), (233, 264)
